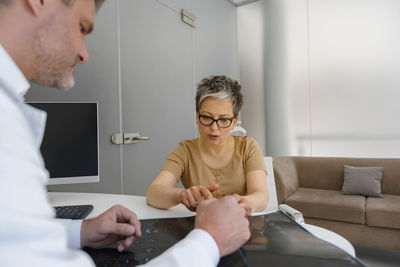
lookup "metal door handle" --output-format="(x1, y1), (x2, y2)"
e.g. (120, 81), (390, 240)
(111, 133), (150, 144)
(131, 136), (149, 141)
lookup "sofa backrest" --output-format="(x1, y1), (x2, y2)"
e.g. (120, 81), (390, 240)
(274, 157), (400, 199)
(275, 157), (400, 195)
(273, 157), (300, 203)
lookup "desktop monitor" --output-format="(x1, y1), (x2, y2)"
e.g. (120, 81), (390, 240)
(27, 102), (100, 185)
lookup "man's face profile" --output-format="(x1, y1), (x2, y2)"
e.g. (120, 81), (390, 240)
(31, 0), (95, 91)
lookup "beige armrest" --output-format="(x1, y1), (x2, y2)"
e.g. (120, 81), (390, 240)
(273, 157), (299, 204)
(279, 204), (305, 224)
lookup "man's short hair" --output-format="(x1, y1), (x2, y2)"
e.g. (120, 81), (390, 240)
(1, 0), (104, 10)
(0, 0), (12, 6)
(62, 0), (105, 11)
(94, 0), (104, 11)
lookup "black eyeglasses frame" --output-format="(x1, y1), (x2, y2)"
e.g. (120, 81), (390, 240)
(198, 114), (235, 128)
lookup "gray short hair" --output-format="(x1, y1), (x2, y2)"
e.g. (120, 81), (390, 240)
(196, 75), (243, 118)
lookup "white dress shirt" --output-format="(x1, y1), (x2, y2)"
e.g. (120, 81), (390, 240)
(0, 45), (220, 267)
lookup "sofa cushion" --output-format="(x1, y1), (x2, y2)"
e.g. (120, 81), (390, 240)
(285, 187), (365, 224)
(342, 165), (383, 198)
(366, 194), (400, 230)
(293, 157), (344, 190)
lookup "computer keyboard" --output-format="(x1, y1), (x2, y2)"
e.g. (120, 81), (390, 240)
(54, 205), (94, 220)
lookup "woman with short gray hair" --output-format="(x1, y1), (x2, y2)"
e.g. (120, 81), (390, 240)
(196, 75), (243, 118)
(147, 75), (269, 214)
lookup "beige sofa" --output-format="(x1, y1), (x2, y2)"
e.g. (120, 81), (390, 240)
(273, 157), (400, 251)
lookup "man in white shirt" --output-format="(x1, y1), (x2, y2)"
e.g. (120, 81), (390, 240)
(0, 0), (250, 266)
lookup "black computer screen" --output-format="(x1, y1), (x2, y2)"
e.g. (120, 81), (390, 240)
(28, 102), (99, 182)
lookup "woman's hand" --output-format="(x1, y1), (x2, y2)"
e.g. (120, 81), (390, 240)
(179, 184), (219, 211)
(233, 194), (253, 216)
(236, 170), (269, 214)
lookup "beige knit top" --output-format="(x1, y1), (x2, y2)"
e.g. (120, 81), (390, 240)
(161, 136), (266, 198)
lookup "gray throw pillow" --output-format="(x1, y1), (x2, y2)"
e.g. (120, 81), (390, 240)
(342, 165), (384, 198)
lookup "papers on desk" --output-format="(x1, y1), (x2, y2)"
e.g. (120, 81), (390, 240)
(251, 209), (279, 217)
(85, 211), (366, 267)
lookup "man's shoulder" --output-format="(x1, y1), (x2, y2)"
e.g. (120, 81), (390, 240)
(0, 88), (26, 129)
(0, 88), (36, 149)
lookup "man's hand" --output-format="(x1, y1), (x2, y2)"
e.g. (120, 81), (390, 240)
(81, 205), (142, 252)
(194, 196), (250, 257)
(179, 184), (218, 211)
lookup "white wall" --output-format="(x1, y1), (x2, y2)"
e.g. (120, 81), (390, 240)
(237, 1), (266, 154)
(306, 0), (400, 157)
(239, 0), (400, 158)
(193, 0), (238, 81)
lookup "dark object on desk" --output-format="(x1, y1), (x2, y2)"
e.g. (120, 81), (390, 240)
(55, 204), (93, 219)
(84, 211), (367, 267)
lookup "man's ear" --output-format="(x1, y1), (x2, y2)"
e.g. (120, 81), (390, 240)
(25, 0), (45, 17)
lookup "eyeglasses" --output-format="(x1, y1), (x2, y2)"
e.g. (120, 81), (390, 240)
(198, 114), (235, 128)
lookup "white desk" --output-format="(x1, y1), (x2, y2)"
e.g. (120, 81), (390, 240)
(49, 192), (195, 220)
(49, 192), (355, 257)
(302, 223), (355, 257)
